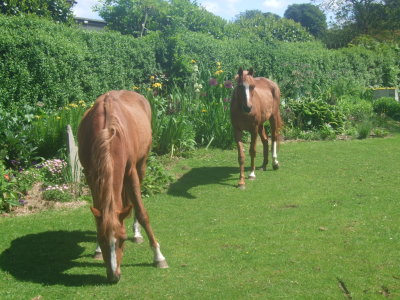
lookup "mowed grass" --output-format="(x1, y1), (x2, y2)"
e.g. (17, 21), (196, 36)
(1, 135), (400, 299)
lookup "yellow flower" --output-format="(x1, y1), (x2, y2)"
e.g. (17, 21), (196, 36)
(78, 100), (85, 104)
(202, 109), (207, 113)
(56, 116), (61, 120)
(35, 115), (41, 119)
(152, 82), (162, 89)
(215, 70), (224, 75)
(216, 62), (221, 66)
(132, 86), (140, 90)
(69, 103), (78, 108)
(191, 59), (197, 63)
(150, 76), (155, 80)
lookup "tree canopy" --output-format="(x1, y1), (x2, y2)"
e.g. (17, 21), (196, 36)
(284, 3), (327, 38)
(0, 0), (76, 23)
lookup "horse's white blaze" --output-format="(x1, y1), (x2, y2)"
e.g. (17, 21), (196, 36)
(133, 218), (143, 239)
(152, 243), (166, 262)
(244, 83), (251, 107)
(249, 170), (256, 178)
(110, 237), (117, 273)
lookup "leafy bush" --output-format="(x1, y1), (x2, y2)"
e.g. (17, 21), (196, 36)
(0, 14), (159, 109)
(373, 97), (400, 120)
(0, 162), (20, 213)
(283, 98), (345, 132)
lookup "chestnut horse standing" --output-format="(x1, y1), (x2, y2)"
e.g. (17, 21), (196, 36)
(78, 90), (168, 283)
(230, 68), (282, 189)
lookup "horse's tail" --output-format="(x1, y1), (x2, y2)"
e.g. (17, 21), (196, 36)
(272, 83), (283, 143)
(91, 94), (122, 237)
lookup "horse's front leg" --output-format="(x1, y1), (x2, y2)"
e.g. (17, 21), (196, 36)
(128, 168), (168, 268)
(235, 130), (246, 189)
(248, 131), (257, 180)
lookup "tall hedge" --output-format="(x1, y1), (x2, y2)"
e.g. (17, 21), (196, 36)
(0, 14), (160, 108)
(0, 14), (398, 109)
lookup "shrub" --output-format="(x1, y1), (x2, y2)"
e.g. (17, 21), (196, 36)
(373, 97), (400, 120)
(283, 98), (345, 132)
(0, 162), (20, 213)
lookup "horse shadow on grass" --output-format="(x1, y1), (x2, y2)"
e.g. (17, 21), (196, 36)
(0, 230), (109, 286)
(167, 166), (238, 199)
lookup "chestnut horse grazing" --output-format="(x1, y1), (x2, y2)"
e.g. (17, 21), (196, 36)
(230, 68), (282, 189)
(78, 90), (168, 283)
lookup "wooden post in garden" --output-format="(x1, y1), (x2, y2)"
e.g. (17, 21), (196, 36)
(67, 125), (82, 183)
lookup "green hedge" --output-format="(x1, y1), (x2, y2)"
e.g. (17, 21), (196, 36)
(0, 14), (160, 108)
(1, 14), (398, 109)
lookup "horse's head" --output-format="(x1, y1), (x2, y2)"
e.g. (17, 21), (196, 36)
(235, 67), (256, 113)
(90, 205), (132, 283)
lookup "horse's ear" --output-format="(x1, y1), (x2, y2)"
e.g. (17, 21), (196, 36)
(238, 67), (243, 77)
(118, 205), (133, 223)
(248, 68), (254, 76)
(90, 207), (102, 218)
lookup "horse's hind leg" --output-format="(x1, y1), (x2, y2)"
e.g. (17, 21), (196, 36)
(130, 158), (147, 244)
(270, 116), (279, 170)
(248, 131), (257, 180)
(127, 167), (168, 268)
(132, 218), (144, 243)
(258, 126), (269, 171)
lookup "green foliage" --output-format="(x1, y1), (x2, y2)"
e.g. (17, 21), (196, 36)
(283, 98), (345, 133)
(373, 97), (400, 120)
(356, 120), (373, 139)
(284, 3), (327, 38)
(234, 11), (313, 43)
(96, 0), (227, 38)
(0, 104), (40, 166)
(141, 154), (174, 197)
(0, 0), (75, 23)
(0, 14), (160, 109)
(0, 162), (20, 212)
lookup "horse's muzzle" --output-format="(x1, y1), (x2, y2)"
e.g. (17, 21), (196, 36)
(242, 104), (252, 113)
(107, 271), (121, 283)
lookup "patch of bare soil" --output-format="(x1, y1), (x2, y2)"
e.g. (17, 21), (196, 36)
(2, 183), (87, 217)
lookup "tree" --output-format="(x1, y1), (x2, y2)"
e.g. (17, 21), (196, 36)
(384, 0), (400, 31)
(234, 10), (313, 43)
(312, 0), (386, 33)
(95, 0), (227, 38)
(0, 0), (76, 23)
(284, 4), (327, 38)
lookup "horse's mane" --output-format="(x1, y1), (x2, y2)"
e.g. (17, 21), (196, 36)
(91, 94), (125, 237)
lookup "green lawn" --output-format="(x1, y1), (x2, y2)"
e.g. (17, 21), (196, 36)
(1, 135), (399, 299)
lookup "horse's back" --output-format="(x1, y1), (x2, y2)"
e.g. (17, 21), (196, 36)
(78, 90), (152, 169)
(255, 77), (280, 100)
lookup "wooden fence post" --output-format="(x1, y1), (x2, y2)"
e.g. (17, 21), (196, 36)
(66, 125), (82, 183)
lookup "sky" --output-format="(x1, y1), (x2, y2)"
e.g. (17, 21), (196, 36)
(72, 0), (315, 22)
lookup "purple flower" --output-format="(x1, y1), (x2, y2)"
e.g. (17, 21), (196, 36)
(209, 78), (218, 86)
(19, 199), (27, 205)
(224, 80), (233, 89)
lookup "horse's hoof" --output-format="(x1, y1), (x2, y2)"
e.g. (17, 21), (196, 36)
(237, 184), (246, 190)
(273, 163), (279, 170)
(93, 251), (103, 260)
(133, 236), (144, 244)
(154, 260), (169, 268)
